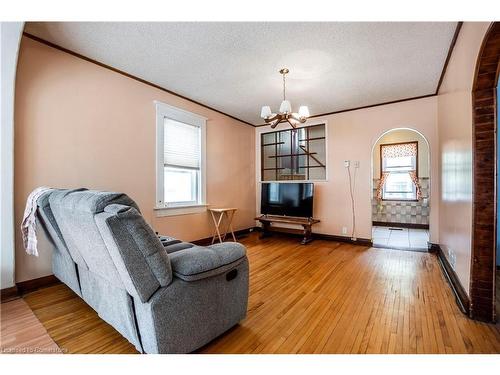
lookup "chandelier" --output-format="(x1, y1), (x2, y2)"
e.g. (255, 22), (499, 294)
(260, 68), (310, 129)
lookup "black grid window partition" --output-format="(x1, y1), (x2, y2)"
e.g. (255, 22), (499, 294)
(261, 124), (326, 181)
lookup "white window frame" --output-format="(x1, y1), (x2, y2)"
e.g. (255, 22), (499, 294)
(154, 101), (207, 217)
(381, 143), (418, 201)
(382, 171), (417, 201)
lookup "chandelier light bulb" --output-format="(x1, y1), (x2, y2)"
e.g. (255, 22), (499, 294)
(260, 106), (272, 119)
(279, 100), (292, 114)
(298, 106), (310, 118)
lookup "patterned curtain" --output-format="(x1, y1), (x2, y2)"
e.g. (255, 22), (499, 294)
(382, 142), (417, 158)
(376, 171), (390, 201)
(408, 170), (422, 200)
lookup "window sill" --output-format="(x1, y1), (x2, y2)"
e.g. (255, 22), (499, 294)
(154, 204), (208, 217)
(381, 199), (419, 202)
(260, 179), (328, 183)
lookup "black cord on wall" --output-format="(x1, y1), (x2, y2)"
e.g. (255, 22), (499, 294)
(346, 162), (359, 241)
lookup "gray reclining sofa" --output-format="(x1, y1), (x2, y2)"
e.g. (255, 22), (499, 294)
(36, 188), (249, 353)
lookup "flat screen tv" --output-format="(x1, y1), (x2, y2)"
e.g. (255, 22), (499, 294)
(261, 182), (314, 218)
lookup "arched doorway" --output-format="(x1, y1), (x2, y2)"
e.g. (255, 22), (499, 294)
(470, 22), (499, 322)
(371, 128), (431, 251)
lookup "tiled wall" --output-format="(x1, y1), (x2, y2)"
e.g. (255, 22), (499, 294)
(372, 177), (430, 225)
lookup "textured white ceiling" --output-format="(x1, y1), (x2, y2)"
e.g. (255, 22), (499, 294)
(25, 22), (457, 125)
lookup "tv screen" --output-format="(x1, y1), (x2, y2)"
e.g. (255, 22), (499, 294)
(261, 182), (314, 218)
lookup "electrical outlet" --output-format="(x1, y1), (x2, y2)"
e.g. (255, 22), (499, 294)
(342, 226), (348, 235)
(448, 249), (456, 269)
(354, 161), (360, 168)
(344, 160), (350, 168)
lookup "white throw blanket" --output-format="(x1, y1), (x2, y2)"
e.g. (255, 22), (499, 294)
(21, 187), (53, 256)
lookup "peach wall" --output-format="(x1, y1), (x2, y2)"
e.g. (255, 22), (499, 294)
(14, 37), (256, 282)
(436, 22), (491, 293)
(256, 96), (439, 242)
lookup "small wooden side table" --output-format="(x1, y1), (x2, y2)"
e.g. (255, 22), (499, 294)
(209, 208), (238, 244)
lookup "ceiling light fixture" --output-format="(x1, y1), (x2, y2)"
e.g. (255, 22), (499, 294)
(260, 68), (309, 129)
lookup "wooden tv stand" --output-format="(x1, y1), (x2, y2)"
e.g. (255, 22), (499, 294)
(255, 215), (320, 245)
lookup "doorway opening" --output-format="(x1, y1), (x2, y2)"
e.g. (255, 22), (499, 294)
(371, 128), (431, 251)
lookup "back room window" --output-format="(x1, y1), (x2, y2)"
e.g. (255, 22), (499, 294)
(381, 141), (418, 200)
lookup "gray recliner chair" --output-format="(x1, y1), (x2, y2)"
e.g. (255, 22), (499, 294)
(36, 188), (249, 353)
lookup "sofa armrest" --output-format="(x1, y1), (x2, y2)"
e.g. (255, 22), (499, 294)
(169, 242), (246, 281)
(158, 235), (194, 254)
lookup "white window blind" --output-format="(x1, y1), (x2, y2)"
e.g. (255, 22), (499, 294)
(164, 119), (201, 169)
(155, 101), (207, 214)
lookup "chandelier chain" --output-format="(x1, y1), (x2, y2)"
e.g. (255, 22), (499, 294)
(282, 71), (286, 101)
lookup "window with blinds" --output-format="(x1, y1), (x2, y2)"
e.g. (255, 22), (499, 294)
(164, 119), (201, 205)
(155, 101), (206, 212)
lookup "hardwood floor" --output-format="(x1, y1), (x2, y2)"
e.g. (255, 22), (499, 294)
(1, 298), (62, 354)
(22, 285), (137, 354)
(9, 233), (500, 353)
